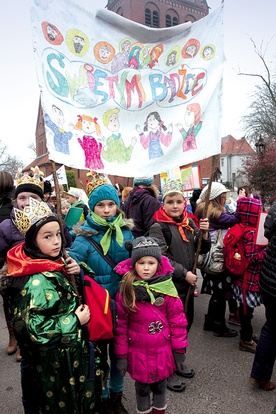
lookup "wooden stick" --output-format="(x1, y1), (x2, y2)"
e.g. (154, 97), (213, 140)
(185, 155), (217, 311)
(50, 160), (82, 305)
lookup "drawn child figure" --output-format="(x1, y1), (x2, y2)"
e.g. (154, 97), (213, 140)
(136, 112), (172, 159)
(148, 44), (164, 69)
(74, 114), (105, 170)
(6, 198), (103, 413)
(44, 105), (73, 154)
(114, 236), (188, 414)
(111, 39), (132, 73)
(176, 103), (202, 152)
(127, 45), (142, 69)
(101, 108), (137, 164)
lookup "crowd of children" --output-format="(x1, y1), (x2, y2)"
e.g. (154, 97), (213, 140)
(0, 170), (275, 414)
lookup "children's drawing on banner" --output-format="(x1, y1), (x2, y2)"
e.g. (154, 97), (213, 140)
(44, 105), (73, 154)
(94, 41), (115, 64)
(31, 1), (225, 176)
(41, 21), (63, 45)
(74, 115), (104, 170)
(201, 44), (216, 61)
(140, 45), (152, 68)
(66, 29), (90, 57)
(165, 46), (180, 67)
(136, 112), (172, 159)
(111, 39), (132, 73)
(176, 103), (202, 152)
(101, 108), (137, 163)
(148, 44), (164, 69)
(182, 38), (200, 59)
(128, 44), (142, 69)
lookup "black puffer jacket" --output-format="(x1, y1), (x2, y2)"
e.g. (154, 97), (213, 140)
(259, 201), (276, 298)
(124, 185), (160, 237)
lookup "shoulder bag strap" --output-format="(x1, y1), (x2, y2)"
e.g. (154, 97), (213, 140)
(86, 237), (118, 270)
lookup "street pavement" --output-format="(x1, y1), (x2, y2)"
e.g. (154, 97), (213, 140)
(1, 275), (275, 414)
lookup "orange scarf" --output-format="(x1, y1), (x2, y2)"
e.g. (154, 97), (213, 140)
(153, 206), (194, 242)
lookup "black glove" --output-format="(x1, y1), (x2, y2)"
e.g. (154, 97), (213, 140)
(173, 351), (186, 372)
(116, 358), (127, 377)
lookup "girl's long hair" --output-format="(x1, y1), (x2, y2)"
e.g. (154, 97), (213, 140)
(195, 193), (226, 222)
(119, 269), (138, 312)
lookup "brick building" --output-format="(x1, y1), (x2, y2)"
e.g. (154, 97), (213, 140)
(26, 0), (211, 189)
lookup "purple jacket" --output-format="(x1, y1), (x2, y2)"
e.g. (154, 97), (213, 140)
(114, 256), (188, 383)
(123, 185), (160, 237)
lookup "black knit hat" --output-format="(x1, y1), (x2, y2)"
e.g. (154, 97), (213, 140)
(125, 236), (161, 266)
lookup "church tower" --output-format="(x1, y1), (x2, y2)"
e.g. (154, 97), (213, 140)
(106, 0), (210, 26)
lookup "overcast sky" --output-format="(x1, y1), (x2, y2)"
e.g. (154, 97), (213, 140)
(1, 0), (275, 166)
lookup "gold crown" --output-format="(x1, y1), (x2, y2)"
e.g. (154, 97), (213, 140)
(15, 166), (44, 191)
(13, 197), (55, 236)
(86, 171), (108, 197)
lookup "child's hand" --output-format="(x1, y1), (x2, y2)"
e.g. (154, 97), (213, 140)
(199, 218), (209, 239)
(185, 271), (197, 286)
(75, 304), (90, 325)
(64, 257), (80, 275)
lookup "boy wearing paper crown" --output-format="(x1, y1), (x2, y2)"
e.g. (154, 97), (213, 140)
(6, 198), (103, 413)
(148, 179), (210, 392)
(69, 172), (134, 414)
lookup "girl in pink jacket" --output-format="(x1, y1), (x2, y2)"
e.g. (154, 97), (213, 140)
(114, 236), (188, 414)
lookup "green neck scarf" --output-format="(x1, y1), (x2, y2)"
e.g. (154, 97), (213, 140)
(91, 212), (125, 254)
(133, 277), (179, 304)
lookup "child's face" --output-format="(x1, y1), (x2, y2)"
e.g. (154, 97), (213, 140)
(61, 206), (69, 215)
(163, 194), (185, 219)
(94, 200), (117, 219)
(35, 221), (62, 258)
(16, 192), (42, 210)
(135, 256), (159, 280)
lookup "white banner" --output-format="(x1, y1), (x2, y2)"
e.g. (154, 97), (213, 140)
(44, 164), (68, 186)
(31, 0), (225, 177)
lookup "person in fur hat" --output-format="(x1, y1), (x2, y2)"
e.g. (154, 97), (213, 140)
(69, 173), (134, 414)
(114, 236), (188, 414)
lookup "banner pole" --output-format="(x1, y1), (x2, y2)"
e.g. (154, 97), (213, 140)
(185, 154), (217, 311)
(50, 159), (82, 305)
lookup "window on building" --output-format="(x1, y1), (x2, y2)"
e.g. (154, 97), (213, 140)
(221, 158), (224, 167)
(166, 14), (172, 27)
(145, 8), (159, 27)
(172, 16), (179, 25)
(152, 10), (159, 27)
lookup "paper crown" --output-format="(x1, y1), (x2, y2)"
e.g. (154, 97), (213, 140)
(162, 179), (183, 200)
(13, 197), (55, 236)
(86, 171), (109, 197)
(15, 166), (44, 192)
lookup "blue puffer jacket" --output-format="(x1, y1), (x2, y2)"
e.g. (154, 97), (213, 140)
(69, 214), (134, 299)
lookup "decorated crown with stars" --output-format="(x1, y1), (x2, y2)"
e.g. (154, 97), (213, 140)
(13, 197), (55, 236)
(15, 166), (44, 198)
(86, 171), (109, 197)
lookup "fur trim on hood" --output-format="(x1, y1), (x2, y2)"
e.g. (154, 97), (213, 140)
(116, 255), (174, 276)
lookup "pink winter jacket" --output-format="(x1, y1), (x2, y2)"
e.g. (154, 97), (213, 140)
(114, 256), (188, 383)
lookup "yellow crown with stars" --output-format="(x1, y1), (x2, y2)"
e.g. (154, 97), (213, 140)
(13, 197), (55, 236)
(15, 166), (44, 192)
(86, 171), (108, 197)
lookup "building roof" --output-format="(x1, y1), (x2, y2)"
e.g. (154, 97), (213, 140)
(23, 153), (52, 172)
(221, 135), (254, 156)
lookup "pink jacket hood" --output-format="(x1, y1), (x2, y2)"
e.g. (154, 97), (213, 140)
(116, 255), (174, 276)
